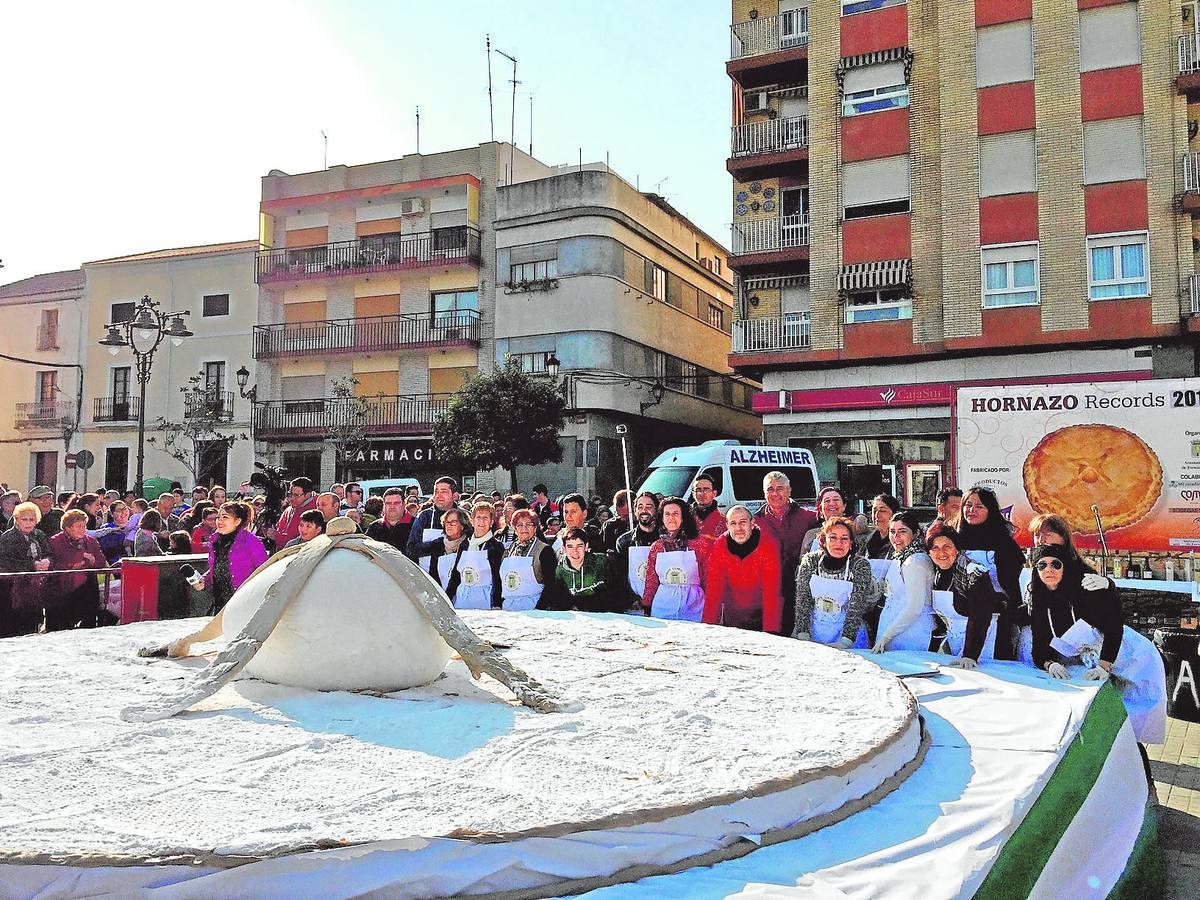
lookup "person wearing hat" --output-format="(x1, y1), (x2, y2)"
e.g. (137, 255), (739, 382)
(28, 486), (64, 538)
(1029, 542), (1166, 746)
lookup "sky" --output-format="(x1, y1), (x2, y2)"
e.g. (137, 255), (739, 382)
(0, 0), (734, 285)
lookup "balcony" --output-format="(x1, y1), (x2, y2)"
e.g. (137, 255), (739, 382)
(184, 391), (235, 423)
(729, 116), (809, 179)
(94, 396), (140, 423)
(732, 314), (811, 353)
(253, 394), (451, 440)
(731, 215), (810, 270)
(1181, 152), (1200, 214)
(1187, 276), (1200, 329)
(1178, 34), (1200, 98)
(729, 14), (808, 85)
(253, 312), (481, 360)
(15, 400), (74, 430)
(255, 228), (481, 285)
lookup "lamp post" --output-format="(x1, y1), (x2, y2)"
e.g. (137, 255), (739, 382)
(236, 365), (257, 448)
(98, 295), (192, 496)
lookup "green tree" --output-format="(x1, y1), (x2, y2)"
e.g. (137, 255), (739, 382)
(148, 374), (246, 485)
(433, 359), (567, 491)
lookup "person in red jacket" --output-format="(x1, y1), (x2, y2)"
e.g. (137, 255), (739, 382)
(274, 477), (318, 547)
(703, 504), (782, 633)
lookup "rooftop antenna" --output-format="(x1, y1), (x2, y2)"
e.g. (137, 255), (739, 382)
(529, 92), (534, 157)
(486, 36), (495, 143)
(652, 176), (669, 195)
(415, 106), (421, 154)
(493, 46), (519, 184)
(320, 130), (328, 169)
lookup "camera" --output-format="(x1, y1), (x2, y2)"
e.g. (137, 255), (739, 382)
(616, 424), (628, 435)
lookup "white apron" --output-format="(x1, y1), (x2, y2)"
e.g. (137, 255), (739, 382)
(1049, 617), (1167, 744)
(808, 568), (855, 645)
(435, 552), (456, 591)
(627, 546), (652, 600)
(453, 549), (493, 610)
(932, 589), (998, 662)
(650, 549), (703, 621)
(418, 527), (443, 579)
(876, 558), (936, 652)
(500, 555), (542, 612)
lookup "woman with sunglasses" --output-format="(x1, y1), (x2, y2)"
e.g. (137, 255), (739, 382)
(1029, 544), (1165, 746)
(951, 485), (1024, 659)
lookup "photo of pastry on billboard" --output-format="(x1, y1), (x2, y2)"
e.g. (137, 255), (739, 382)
(955, 378), (1200, 552)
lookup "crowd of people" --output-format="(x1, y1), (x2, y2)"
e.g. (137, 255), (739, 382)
(0, 470), (1165, 754)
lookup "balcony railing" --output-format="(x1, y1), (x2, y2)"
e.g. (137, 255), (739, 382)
(256, 227), (482, 284)
(1188, 275), (1200, 317)
(1183, 152), (1200, 193)
(15, 400), (74, 430)
(1181, 33), (1200, 75)
(253, 394), (451, 439)
(253, 312), (481, 359)
(184, 391), (234, 422)
(732, 215), (809, 255)
(732, 116), (809, 157)
(731, 14), (808, 60)
(732, 314), (812, 352)
(94, 396), (139, 423)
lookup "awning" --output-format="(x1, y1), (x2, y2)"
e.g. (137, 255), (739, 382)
(836, 46), (913, 91)
(838, 259), (911, 293)
(743, 274), (810, 291)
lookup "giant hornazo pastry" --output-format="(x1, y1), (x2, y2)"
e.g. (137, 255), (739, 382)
(1023, 424), (1162, 533)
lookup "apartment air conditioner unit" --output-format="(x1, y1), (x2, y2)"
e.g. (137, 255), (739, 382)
(744, 91), (770, 113)
(400, 198), (425, 216)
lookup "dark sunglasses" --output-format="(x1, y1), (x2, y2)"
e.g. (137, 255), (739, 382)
(1035, 559), (1063, 571)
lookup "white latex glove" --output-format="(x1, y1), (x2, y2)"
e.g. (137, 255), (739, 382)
(1046, 662), (1070, 680)
(834, 636), (854, 650)
(870, 637), (891, 654)
(1083, 666), (1109, 681)
(947, 656), (978, 670)
(793, 632), (811, 642)
(1081, 573), (1109, 592)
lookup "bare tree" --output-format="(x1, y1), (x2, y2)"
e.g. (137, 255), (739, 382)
(325, 376), (373, 481)
(148, 374), (246, 485)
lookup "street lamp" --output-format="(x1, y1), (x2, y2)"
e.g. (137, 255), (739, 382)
(544, 352), (561, 379)
(98, 295), (192, 496)
(236, 365), (257, 447)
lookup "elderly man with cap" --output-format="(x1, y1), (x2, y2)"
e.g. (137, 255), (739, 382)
(29, 486), (65, 537)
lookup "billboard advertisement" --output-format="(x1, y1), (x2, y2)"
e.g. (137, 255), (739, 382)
(955, 379), (1200, 552)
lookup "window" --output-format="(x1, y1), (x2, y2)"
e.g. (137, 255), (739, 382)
(1079, 4), (1141, 73)
(510, 258), (558, 284)
(202, 293), (230, 317)
(37, 309), (59, 350)
(432, 226), (468, 251)
(981, 244), (1040, 307)
(707, 303), (725, 330)
(506, 350), (555, 374)
(841, 0), (905, 15)
(844, 288), (912, 323)
(204, 361), (225, 396)
(842, 155), (911, 219)
(1083, 116), (1146, 185)
(110, 301), (135, 324)
(651, 264), (667, 301)
(842, 61), (909, 117)
(431, 289), (479, 326)
(976, 21), (1033, 87)
(1088, 233), (1149, 300)
(979, 131), (1037, 197)
(36, 370), (57, 403)
(112, 366), (131, 400)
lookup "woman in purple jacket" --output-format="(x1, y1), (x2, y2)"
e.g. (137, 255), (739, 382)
(206, 501), (268, 614)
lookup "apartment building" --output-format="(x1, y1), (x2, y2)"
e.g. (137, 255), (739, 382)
(727, 0), (1200, 505)
(495, 168), (758, 496)
(80, 241), (258, 492)
(0, 270), (86, 490)
(254, 143), (756, 497)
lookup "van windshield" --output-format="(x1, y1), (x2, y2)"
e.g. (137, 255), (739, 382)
(731, 466), (818, 504)
(636, 466), (700, 499)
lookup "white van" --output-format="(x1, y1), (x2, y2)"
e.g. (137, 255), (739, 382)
(353, 477), (425, 499)
(633, 441), (819, 513)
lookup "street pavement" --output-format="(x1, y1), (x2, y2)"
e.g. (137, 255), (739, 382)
(1152, 716), (1200, 898)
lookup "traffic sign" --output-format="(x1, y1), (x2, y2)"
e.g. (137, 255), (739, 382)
(64, 453), (77, 469)
(74, 450), (95, 470)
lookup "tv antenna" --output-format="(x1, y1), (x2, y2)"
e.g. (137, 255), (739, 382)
(320, 130), (328, 169)
(492, 45), (519, 184)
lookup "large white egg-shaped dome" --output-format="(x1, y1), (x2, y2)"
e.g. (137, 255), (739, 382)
(220, 539), (452, 691)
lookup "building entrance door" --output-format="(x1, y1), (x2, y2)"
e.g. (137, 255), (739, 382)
(105, 447), (129, 494)
(33, 451), (58, 489)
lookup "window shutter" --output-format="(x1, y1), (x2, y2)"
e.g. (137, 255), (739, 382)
(1079, 5), (1142, 73)
(843, 60), (906, 95)
(1083, 117), (1146, 185)
(976, 20), (1034, 87)
(842, 155), (911, 208)
(979, 131), (1037, 197)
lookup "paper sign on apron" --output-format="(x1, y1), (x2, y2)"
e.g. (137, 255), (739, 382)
(1049, 618), (1167, 744)
(807, 573), (855, 645)
(932, 589), (998, 661)
(627, 546), (652, 599)
(875, 558), (936, 651)
(454, 549), (493, 610)
(650, 549), (703, 621)
(500, 555), (542, 612)
(418, 527), (443, 580)
(963, 550), (1002, 594)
